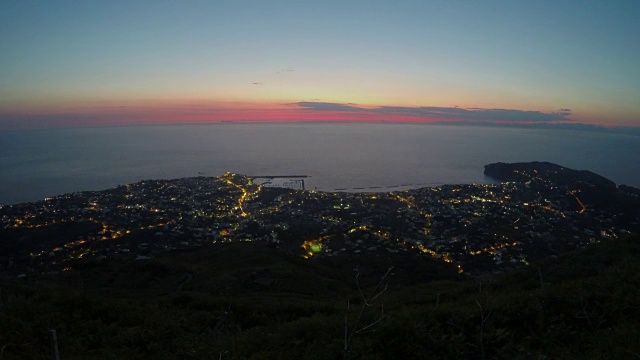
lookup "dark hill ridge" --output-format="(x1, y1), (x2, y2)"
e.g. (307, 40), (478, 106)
(484, 161), (617, 192)
(484, 161), (640, 210)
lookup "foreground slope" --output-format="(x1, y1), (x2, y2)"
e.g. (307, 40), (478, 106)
(1, 235), (639, 359)
(1, 162), (639, 358)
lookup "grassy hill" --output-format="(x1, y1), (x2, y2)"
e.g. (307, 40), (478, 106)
(1, 235), (639, 359)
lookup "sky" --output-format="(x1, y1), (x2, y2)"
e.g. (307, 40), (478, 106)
(1, 0), (639, 130)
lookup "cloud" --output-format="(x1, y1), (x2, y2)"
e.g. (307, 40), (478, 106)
(294, 102), (573, 123)
(295, 102), (369, 113)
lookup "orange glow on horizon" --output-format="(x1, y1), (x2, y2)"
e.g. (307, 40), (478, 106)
(0, 97), (633, 130)
(0, 100), (448, 130)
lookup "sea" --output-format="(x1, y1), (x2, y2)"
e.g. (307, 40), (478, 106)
(1, 122), (639, 205)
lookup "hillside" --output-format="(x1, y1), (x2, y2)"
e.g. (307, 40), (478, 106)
(1, 235), (639, 359)
(1, 162), (640, 358)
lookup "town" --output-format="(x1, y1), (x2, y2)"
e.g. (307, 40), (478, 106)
(1, 163), (639, 277)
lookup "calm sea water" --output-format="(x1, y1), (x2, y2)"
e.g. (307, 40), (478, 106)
(1, 122), (639, 205)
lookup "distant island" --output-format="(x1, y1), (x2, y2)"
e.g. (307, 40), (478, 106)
(1, 162), (639, 359)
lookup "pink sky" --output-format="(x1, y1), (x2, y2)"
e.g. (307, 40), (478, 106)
(0, 100), (592, 131)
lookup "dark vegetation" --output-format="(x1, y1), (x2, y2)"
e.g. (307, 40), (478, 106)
(1, 235), (639, 359)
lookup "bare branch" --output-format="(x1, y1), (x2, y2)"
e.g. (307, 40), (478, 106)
(344, 266), (394, 360)
(356, 314), (389, 334)
(1, 341), (34, 360)
(368, 283), (388, 304)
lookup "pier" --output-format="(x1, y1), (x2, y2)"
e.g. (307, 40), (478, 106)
(251, 176), (306, 190)
(248, 175), (308, 178)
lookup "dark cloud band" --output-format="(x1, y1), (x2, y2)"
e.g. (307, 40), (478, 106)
(295, 102), (572, 123)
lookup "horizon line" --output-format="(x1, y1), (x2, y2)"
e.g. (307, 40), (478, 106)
(1, 118), (639, 135)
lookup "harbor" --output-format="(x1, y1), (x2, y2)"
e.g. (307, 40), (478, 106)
(250, 175), (436, 193)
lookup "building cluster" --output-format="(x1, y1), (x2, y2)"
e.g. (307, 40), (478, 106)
(1, 170), (637, 277)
